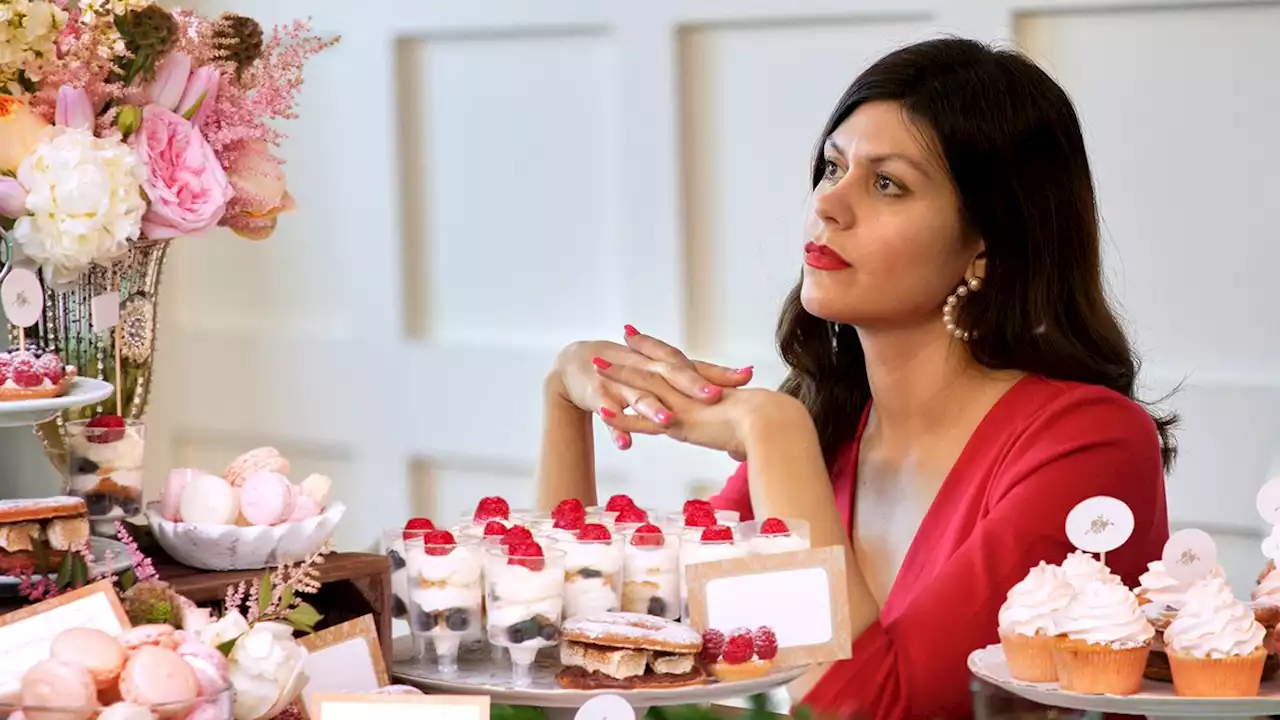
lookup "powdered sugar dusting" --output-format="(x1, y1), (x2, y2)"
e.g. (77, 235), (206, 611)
(563, 612), (701, 650)
(0, 496), (86, 514)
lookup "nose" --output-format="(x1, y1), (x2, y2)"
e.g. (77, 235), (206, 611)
(811, 183), (853, 232)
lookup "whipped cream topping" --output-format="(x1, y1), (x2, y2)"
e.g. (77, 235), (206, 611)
(747, 533), (810, 555)
(1138, 560), (1226, 613)
(559, 540), (623, 574)
(68, 426), (145, 468)
(681, 540), (748, 566)
(1253, 566), (1280, 607)
(409, 546), (482, 586)
(624, 542), (679, 575)
(998, 561), (1075, 637)
(489, 561), (563, 605)
(411, 585), (480, 613)
(1061, 550), (1116, 591)
(1, 377), (53, 390)
(1055, 575), (1154, 648)
(1166, 574), (1266, 658)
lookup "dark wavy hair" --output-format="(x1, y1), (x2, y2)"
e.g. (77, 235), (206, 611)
(775, 37), (1178, 471)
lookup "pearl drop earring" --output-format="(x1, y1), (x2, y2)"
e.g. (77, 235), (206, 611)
(942, 275), (983, 341)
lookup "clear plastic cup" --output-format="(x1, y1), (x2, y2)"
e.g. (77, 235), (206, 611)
(64, 418), (146, 534)
(380, 528), (412, 623)
(545, 527), (624, 619)
(484, 542), (566, 687)
(741, 517), (811, 555)
(678, 525), (748, 619)
(404, 534), (483, 675)
(660, 508), (740, 531)
(621, 525), (681, 619)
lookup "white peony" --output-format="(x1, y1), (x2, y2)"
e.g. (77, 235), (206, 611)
(11, 127), (146, 286)
(227, 621), (309, 720)
(195, 608), (250, 648)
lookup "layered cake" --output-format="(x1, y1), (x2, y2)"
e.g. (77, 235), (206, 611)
(557, 612), (705, 689)
(0, 496), (90, 574)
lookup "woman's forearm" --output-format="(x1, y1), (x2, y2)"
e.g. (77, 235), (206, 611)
(535, 371), (598, 511)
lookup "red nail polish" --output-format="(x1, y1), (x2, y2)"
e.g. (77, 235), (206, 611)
(656, 410), (674, 424)
(624, 324), (640, 337)
(735, 366), (754, 375)
(701, 385), (722, 396)
(592, 357), (612, 370)
(599, 406), (617, 419)
(615, 434), (631, 450)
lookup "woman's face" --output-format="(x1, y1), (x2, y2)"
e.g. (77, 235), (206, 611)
(800, 101), (980, 331)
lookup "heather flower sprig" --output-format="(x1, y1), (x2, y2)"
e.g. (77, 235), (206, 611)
(222, 549), (325, 635)
(114, 519), (157, 583)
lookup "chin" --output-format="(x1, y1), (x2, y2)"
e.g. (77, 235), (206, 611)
(799, 282), (846, 323)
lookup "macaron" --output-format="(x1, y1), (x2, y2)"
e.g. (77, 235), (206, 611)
(97, 702), (157, 720)
(49, 627), (125, 690)
(239, 471), (294, 526)
(287, 495), (321, 522)
(179, 473), (238, 526)
(299, 473), (332, 507)
(160, 468), (201, 522)
(20, 658), (97, 720)
(176, 640), (229, 696)
(119, 646), (199, 707)
(118, 623), (179, 652)
(223, 447), (290, 488)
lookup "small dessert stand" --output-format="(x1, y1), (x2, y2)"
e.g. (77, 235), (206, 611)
(391, 636), (803, 720)
(0, 377), (114, 427)
(969, 644), (1280, 719)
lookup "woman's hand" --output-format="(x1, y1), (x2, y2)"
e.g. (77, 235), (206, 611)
(551, 327), (753, 448)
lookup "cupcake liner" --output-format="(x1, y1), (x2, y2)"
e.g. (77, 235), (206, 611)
(1000, 631), (1057, 682)
(1168, 648), (1266, 698)
(1051, 637), (1150, 695)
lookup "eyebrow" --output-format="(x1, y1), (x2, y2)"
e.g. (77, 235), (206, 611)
(824, 138), (933, 177)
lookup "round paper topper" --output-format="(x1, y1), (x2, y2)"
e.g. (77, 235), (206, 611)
(1161, 528), (1218, 584)
(1262, 526), (1280, 563)
(1065, 496), (1134, 554)
(0, 267), (42, 328)
(1257, 477), (1280, 526)
(575, 694), (635, 720)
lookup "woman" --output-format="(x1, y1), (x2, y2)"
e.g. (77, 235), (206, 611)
(536, 38), (1174, 719)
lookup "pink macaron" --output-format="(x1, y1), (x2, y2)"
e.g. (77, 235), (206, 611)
(160, 468), (202, 522)
(239, 471), (295, 526)
(49, 627), (126, 690)
(20, 658), (97, 720)
(119, 646), (199, 707)
(287, 495), (322, 522)
(118, 623), (180, 652)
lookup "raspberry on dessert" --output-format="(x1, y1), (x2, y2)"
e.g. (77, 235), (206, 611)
(630, 523), (664, 547)
(34, 352), (64, 384)
(421, 529), (456, 556)
(684, 505), (717, 528)
(759, 517), (790, 535)
(553, 512), (585, 531)
(483, 520), (508, 538)
(500, 525), (534, 546)
(700, 628), (726, 664)
(615, 505), (648, 524)
(507, 540), (545, 571)
(402, 517), (435, 541)
(552, 498), (586, 525)
(86, 414), (126, 443)
(700, 525), (734, 543)
(753, 626), (778, 660)
(473, 496), (511, 523)
(604, 494), (636, 513)
(0, 353), (10, 384)
(683, 498), (713, 516)
(577, 523), (612, 542)
(721, 629), (755, 664)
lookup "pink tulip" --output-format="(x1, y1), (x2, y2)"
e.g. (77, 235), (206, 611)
(148, 52), (192, 112)
(0, 176), (27, 218)
(177, 66), (220, 128)
(54, 86), (93, 131)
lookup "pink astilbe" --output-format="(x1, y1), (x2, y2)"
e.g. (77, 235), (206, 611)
(13, 570), (61, 602)
(115, 521), (158, 582)
(24, 15), (130, 125)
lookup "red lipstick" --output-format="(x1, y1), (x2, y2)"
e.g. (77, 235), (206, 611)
(804, 242), (851, 271)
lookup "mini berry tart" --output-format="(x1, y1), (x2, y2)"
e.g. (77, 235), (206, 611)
(703, 626), (777, 681)
(0, 347), (76, 401)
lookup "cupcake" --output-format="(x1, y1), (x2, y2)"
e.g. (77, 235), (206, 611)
(1061, 550), (1116, 591)
(1164, 574), (1267, 697)
(1051, 575), (1154, 695)
(1136, 560), (1227, 681)
(998, 561), (1075, 681)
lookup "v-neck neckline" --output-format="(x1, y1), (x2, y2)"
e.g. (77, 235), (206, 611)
(841, 374), (1036, 615)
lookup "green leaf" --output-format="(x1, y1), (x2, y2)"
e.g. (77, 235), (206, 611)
(55, 553), (73, 588)
(490, 706), (547, 720)
(257, 572), (272, 614)
(181, 91), (207, 121)
(117, 568), (136, 591)
(284, 602), (322, 633)
(280, 586), (294, 610)
(215, 634), (241, 657)
(32, 541), (48, 576)
(71, 554), (88, 588)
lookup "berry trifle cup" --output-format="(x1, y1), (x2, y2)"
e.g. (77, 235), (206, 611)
(383, 518), (438, 624)
(404, 530), (483, 674)
(484, 540), (565, 686)
(678, 525), (748, 619)
(742, 517), (811, 555)
(622, 523), (681, 619)
(454, 496), (533, 540)
(661, 498), (740, 531)
(548, 523), (623, 619)
(65, 416), (146, 534)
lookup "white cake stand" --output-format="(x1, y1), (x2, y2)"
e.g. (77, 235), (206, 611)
(391, 636), (802, 720)
(0, 377), (113, 427)
(969, 644), (1280, 719)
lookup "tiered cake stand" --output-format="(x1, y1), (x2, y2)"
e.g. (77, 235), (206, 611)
(391, 636), (802, 720)
(0, 377), (113, 428)
(969, 644), (1280, 719)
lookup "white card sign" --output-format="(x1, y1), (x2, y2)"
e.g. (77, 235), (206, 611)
(1065, 496), (1134, 554)
(1262, 527), (1280, 563)
(312, 693), (489, 720)
(1257, 478), (1280, 526)
(1161, 528), (1218, 584)
(576, 695), (636, 720)
(1, 267), (42, 328)
(90, 291), (120, 333)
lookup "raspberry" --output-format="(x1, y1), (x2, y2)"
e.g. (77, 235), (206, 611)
(473, 496), (510, 523)
(402, 517), (435, 541)
(605, 494), (635, 513)
(34, 353), (63, 384)
(483, 520), (508, 537)
(700, 525), (733, 543)
(500, 526), (534, 546)
(86, 414), (126, 443)
(552, 498), (585, 525)
(421, 529), (456, 556)
(577, 523), (612, 542)
(0, 353), (10, 384)
(721, 629), (755, 664)
(683, 498), (713, 516)
(615, 505), (648, 524)
(629, 523), (664, 547)
(684, 506), (716, 528)
(753, 626), (778, 660)
(8, 352), (41, 389)
(553, 512), (585, 531)
(759, 518), (790, 535)
(507, 541), (545, 571)
(699, 629), (725, 663)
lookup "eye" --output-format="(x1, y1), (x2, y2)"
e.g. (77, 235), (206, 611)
(874, 173), (905, 196)
(821, 158), (843, 182)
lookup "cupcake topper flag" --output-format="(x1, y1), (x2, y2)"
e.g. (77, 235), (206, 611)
(1255, 477), (1280, 561)
(1, 266), (43, 351)
(1065, 495), (1134, 565)
(1161, 528), (1218, 584)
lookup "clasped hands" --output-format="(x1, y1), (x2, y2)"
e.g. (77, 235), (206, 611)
(552, 326), (785, 462)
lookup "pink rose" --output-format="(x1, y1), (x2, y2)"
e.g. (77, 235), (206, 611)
(131, 104), (233, 240)
(221, 140), (295, 241)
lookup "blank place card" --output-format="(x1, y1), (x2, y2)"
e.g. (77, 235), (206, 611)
(312, 694), (489, 720)
(298, 615), (389, 716)
(685, 545), (852, 666)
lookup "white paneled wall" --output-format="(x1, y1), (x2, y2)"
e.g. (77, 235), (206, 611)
(2, 0), (1278, 594)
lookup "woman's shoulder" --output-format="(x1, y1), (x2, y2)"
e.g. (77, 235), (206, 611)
(1000, 375), (1161, 447)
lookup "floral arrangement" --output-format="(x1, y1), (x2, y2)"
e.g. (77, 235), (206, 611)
(0, 0), (338, 286)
